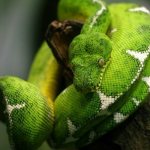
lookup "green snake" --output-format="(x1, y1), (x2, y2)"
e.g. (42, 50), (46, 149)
(0, 0), (150, 149)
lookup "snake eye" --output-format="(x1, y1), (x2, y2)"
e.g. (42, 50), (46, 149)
(98, 58), (105, 67)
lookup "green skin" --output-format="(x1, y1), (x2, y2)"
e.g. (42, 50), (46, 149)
(0, 42), (59, 150)
(53, 0), (150, 148)
(0, 76), (53, 150)
(0, 0), (150, 149)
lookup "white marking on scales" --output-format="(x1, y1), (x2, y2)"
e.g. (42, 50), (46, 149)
(114, 112), (128, 123)
(126, 46), (150, 84)
(90, 0), (106, 28)
(129, 6), (150, 14)
(126, 48), (150, 65)
(98, 91), (119, 110)
(67, 118), (78, 135)
(4, 97), (26, 128)
(3, 97), (25, 148)
(132, 98), (140, 106)
(142, 76), (150, 92)
(88, 131), (96, 143)
(64, 118), (78, 144)
(6, 103), (26, 115)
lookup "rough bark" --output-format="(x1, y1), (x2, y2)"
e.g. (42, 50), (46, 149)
(46, 20), (82, 84)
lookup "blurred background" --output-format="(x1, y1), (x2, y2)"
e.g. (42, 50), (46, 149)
(0, 0), (149, 149)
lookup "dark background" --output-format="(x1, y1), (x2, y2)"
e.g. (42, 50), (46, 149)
(0, 0), (149, 149)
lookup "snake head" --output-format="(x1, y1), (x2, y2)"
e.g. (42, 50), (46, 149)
(69, 32), (112, 93)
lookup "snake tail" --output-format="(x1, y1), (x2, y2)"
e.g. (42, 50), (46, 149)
(0, 76), (53, 150)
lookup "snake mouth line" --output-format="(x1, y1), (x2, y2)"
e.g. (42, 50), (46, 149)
(96, 57), (112, 90)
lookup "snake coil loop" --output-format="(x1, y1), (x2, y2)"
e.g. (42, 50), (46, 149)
(0, 0), (150, 149)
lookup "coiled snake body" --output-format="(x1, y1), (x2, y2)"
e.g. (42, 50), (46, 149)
(0, 0), (150, 149)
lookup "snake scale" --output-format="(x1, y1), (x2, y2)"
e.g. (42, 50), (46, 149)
(0, 0), (150, 149)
